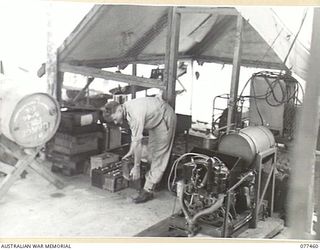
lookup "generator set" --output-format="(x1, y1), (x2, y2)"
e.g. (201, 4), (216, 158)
(168, 126), (277, 237)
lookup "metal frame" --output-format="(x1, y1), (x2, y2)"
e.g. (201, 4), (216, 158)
(222, 147), (276, 237)
(252, 147), (277, 228)
(223, 171), (253, 237)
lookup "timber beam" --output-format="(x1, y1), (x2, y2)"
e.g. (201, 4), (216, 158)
(65, 54), (191, 68)
(59, 63), (165, 90)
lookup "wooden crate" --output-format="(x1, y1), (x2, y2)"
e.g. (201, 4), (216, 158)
(46, 150), (99, 163)
(54, 132), (102, 148)
(58, 123), (104, 135)
(48, 131), (102, 155)
(53, 138), (99, 155)
(47, 150), (98, 176)
(51, 159), (89, 176)
(60, 110), (100, 129)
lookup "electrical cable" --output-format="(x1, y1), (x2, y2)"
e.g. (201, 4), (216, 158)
(234, 70), (305, 129)
(217, 9), (307, 130)
(238, 71), (304, 106)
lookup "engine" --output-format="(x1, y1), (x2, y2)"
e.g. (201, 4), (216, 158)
(168, 126), (276, 237)
(179, 157), (229, 212)
(168, 152), (256, 237)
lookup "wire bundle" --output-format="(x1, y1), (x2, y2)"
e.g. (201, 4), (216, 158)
(238, 71), (304, 125)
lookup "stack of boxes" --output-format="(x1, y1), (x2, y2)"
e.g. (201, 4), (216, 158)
(46, 109), (104, 176)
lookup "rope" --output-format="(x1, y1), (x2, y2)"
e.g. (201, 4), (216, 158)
(283, 9), (308, 66)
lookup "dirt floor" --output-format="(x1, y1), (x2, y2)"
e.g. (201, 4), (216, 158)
(0, 134), (289, 239)
(0, 167), (288, 239)
(0, 168), (179, 237)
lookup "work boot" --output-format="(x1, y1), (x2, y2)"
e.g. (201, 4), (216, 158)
(133, 189), (154, 204)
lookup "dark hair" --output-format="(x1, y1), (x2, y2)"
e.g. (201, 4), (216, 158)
(104, 100), (120, 118)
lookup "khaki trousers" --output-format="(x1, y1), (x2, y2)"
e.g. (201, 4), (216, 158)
(144, 103), (176, 191)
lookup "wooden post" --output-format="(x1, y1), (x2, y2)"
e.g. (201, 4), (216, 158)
(46, 3), (63, 102)
(164, 7), (181, 109)
(131, 64), (137, 99)
(226, 14), (243, 134)
(56, 68), (64, 104)
(288, 8), (320, 239)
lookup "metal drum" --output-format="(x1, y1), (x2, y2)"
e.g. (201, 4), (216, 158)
(218, 126), (275, 166)
(0, 75), (61, 148)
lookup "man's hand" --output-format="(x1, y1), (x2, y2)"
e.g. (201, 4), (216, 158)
(130, 165), (140, 181)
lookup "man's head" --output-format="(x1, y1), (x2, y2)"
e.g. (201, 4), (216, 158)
(102, 101), (124, 125)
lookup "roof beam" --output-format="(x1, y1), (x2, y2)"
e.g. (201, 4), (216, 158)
(63, 53), (286, 71)
(59, 63), (165, 90)
(64, 54), (191, 68)
(195, 55), (287, 70)
(186, 15), (236, 56)
(177, 6), (238, 16)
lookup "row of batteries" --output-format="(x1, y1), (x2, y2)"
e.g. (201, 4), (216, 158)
(93, 158), (134, 180)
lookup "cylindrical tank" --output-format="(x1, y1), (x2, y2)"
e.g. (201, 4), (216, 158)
(218, 126), (275, 166)
(0, 75), (61, 148)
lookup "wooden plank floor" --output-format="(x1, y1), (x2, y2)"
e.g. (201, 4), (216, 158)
(238, 217), (284, 239)
(136, 216), (284, 238)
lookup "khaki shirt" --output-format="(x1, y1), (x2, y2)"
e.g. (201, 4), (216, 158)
(123, 97), (165, 142)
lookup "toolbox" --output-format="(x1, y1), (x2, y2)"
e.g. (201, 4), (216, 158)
(91, 162), (129, 192)
(90, 152), (120, 170)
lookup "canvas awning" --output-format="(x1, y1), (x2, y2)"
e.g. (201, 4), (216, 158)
(57, 5), (309, 80)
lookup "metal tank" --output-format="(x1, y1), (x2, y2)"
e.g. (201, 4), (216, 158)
(218, 126), (275, 166)
(0, 75), (61, 148)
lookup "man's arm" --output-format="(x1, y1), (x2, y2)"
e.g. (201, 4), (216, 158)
(129, 140), (142, 180)
(122, 139), (142, 159)
(124, 110), (144, 180)
(131, 140), (142, 167)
